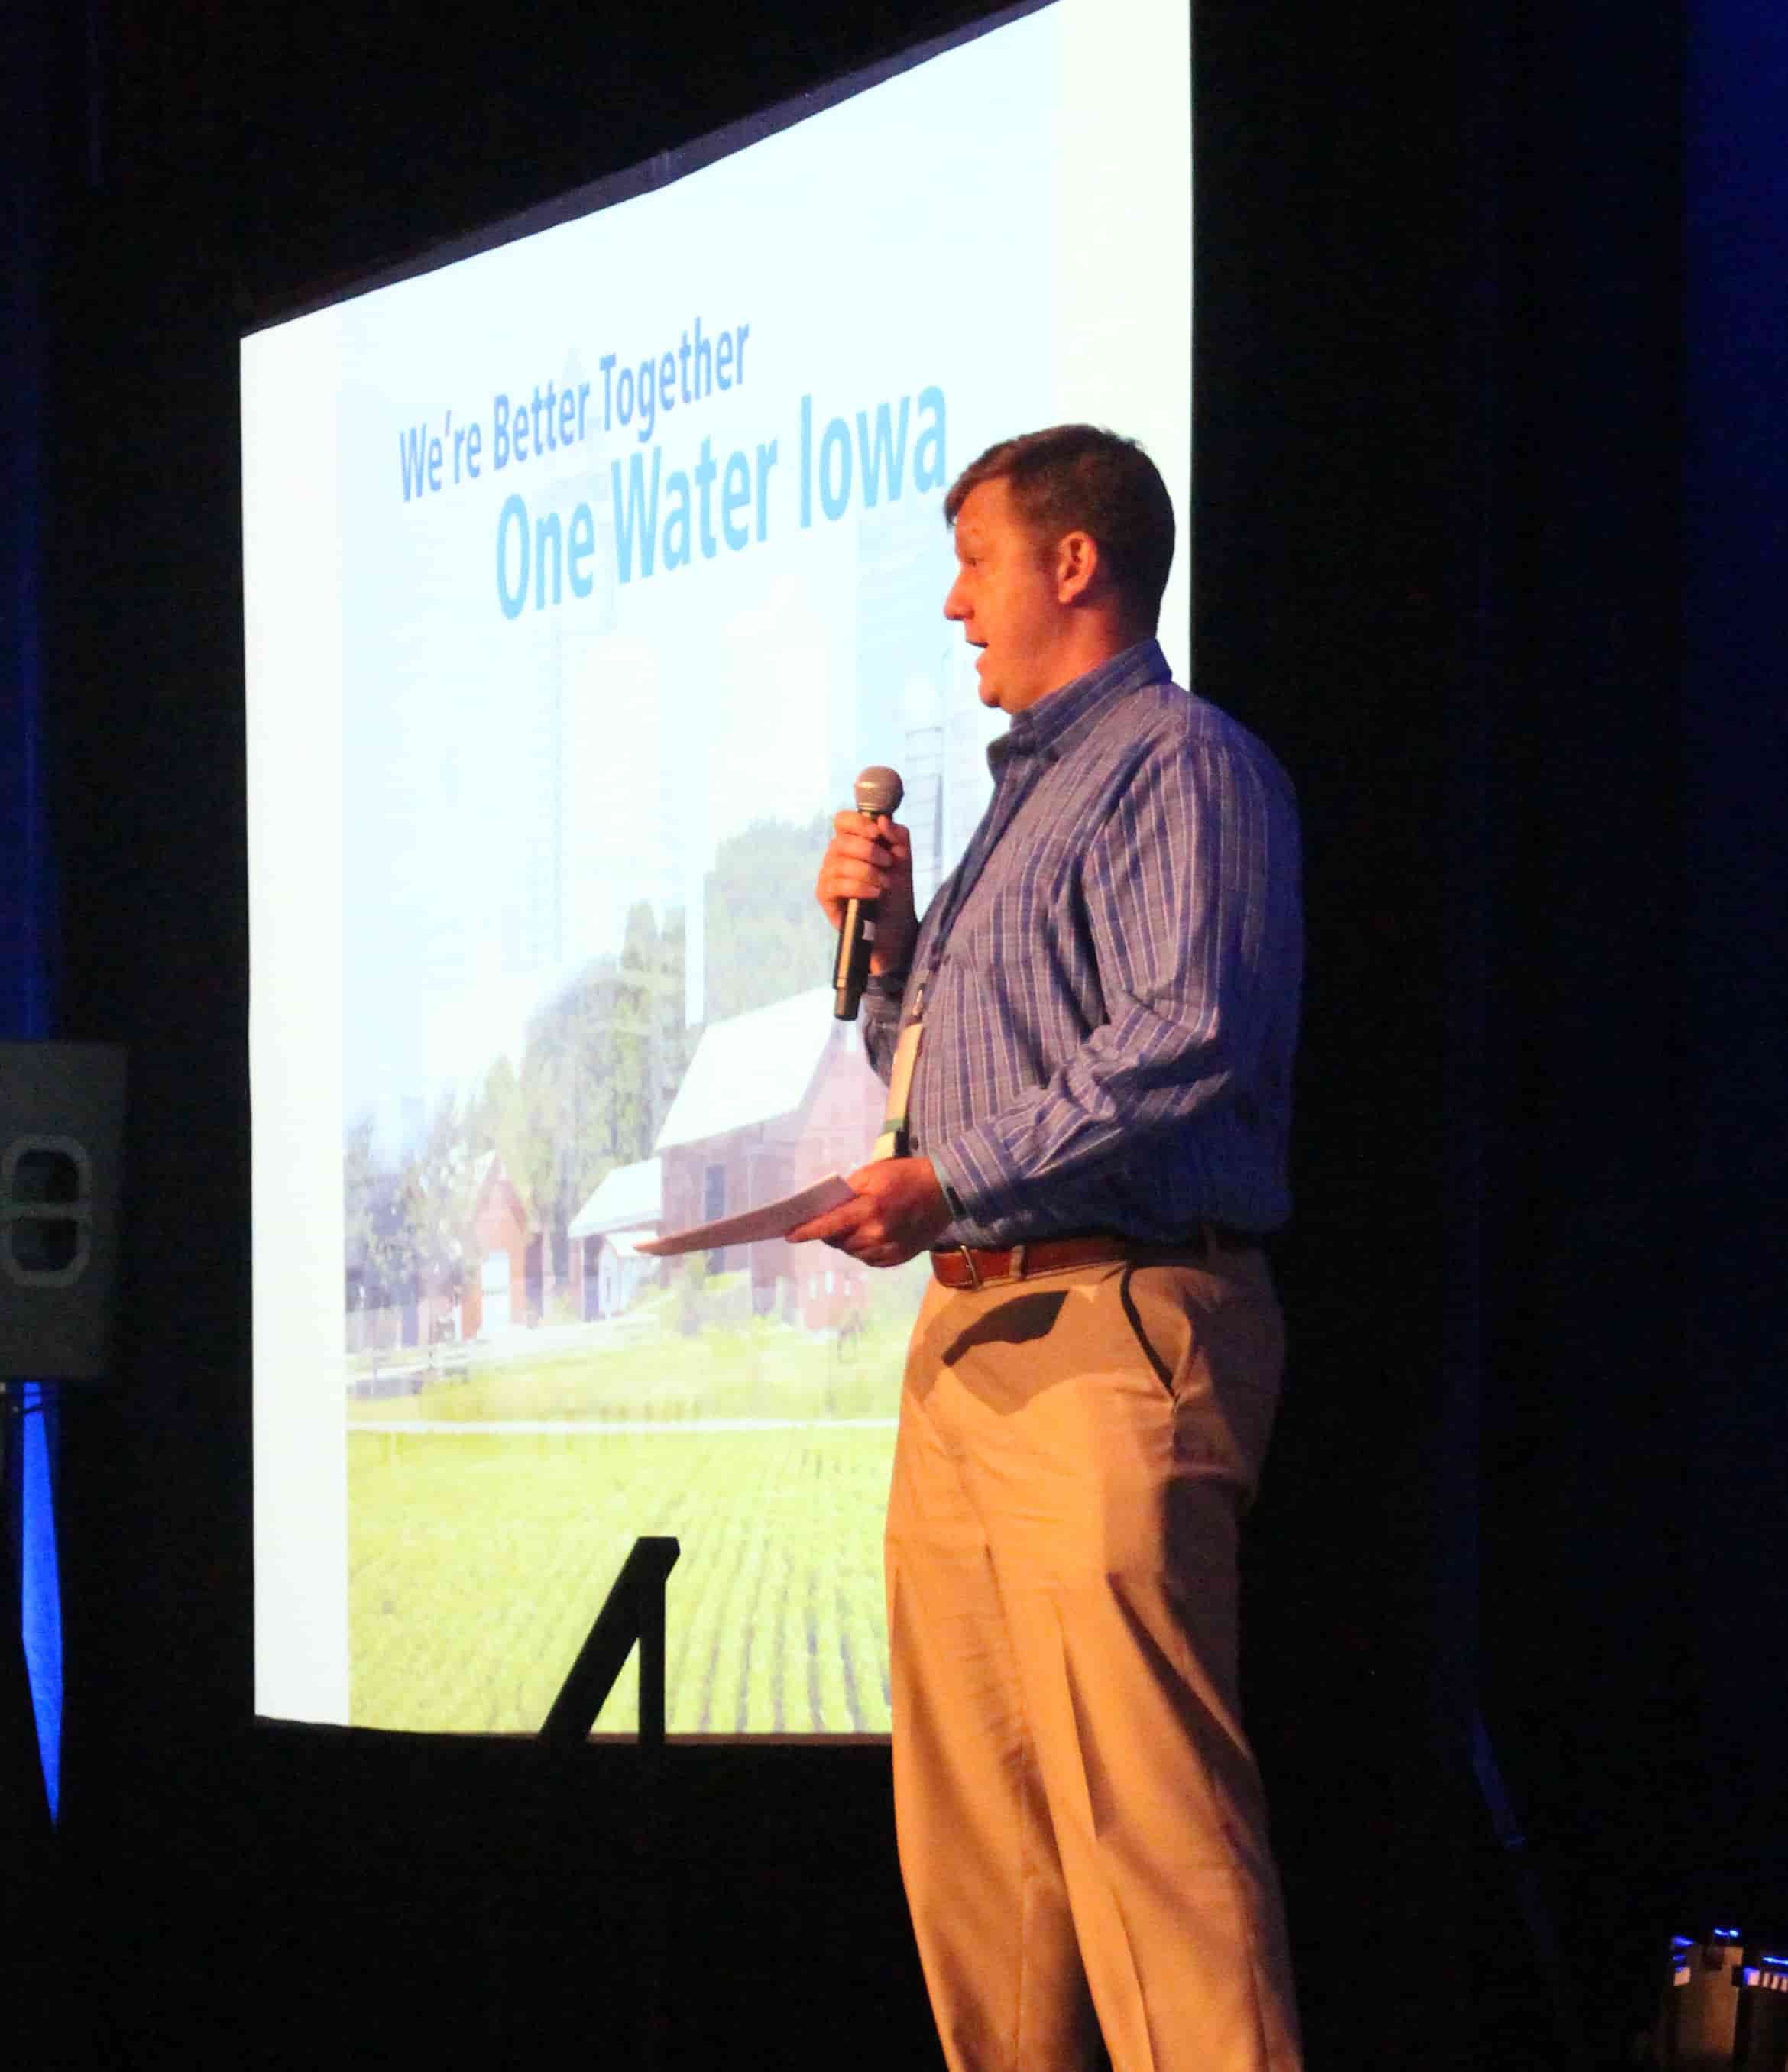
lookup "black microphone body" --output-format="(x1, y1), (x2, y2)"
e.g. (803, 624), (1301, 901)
(833, 766), (904, 1021)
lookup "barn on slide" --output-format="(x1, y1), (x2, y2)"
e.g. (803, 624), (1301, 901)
(654, 988), (885, 1329)
(567, 1155), (663, 1320)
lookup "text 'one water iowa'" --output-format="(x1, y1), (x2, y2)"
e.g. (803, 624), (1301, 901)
(492, 390), (947, 619)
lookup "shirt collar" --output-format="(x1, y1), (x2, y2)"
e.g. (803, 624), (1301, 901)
(991, 638), (1170, 769)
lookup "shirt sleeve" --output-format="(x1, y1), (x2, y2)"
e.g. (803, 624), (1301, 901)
(858, 971), (909, 1085)
(929, 736), (1299, 1233)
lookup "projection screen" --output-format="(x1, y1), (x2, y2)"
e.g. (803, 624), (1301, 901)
(245, 0), (1192, 1733)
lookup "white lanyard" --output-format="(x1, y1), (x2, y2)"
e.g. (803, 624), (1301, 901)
(873, 981), (925, 1161)
(873, 744), (1046, 1161)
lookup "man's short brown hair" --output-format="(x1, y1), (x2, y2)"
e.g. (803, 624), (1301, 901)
(943, 425), (1176, 627)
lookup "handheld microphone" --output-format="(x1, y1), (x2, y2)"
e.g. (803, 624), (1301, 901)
(833, 765), (905, 1021)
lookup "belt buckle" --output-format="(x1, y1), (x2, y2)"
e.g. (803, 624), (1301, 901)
(956, 1245), (982, 1291)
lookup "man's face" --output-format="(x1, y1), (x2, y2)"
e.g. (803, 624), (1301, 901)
(944, 477), (1073, 714)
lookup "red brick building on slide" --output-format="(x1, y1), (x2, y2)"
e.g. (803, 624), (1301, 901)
(460, 1148), (540, 1339)
(653, 987), (886, 1332)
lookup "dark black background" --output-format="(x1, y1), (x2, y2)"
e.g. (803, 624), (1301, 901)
(9, 1), (1785, 2065)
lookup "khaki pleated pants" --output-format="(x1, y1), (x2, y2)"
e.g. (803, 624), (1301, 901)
(884, 1247), (1302, 2072)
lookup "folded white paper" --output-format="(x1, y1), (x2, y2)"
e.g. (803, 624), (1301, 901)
(636, 1174), (857, 1257)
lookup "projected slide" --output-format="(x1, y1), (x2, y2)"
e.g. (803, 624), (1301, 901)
(246, 0), (1191, 1734)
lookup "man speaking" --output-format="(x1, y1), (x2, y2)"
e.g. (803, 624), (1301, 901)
(791, 426), (1304, 2071)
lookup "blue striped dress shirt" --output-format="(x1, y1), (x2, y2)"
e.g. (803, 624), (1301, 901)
(861, 639), (1302, 1248)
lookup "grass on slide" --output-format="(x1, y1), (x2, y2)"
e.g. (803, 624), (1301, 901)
(347, 1267), (925, 1428)
(348, 1424), (896, 1735)
(346, 1293), (925, 1735)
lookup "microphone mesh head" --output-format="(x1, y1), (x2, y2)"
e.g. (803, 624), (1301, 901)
(854, 765), (904, 815)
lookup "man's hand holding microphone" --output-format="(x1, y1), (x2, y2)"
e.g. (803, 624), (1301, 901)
(789, 769), (951, 1267)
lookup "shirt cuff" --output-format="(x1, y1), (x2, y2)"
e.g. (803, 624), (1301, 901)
(926, 1128), (1025, 1241)
(925, 1150), (970, 1228)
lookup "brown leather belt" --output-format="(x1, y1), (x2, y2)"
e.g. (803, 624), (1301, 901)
(928, 1227), (1258, 1291)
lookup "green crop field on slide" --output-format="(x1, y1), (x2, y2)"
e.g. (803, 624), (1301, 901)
(349, 1423), (896, 1734)
(346, 1293), (929, 1734)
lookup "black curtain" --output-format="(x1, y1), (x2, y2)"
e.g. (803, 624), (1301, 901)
(28, 2), (1783, 2065)
(1680, 0), (1788, 1920)
(3, 0), (73, 2054)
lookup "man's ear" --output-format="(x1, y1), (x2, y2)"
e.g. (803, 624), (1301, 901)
(1054, 529), (1100, 605)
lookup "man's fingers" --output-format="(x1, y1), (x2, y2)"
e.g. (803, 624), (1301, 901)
(875, 817), (912, 863)
(828, 814), (910, 876)
(788, 1190), (908, 1261)
(816, 857), (888, 901)
(833, 809), (905, 842)
(827, 827), (893, 866)
(787, 1196), (875, 1245)
(816, 880), (878, 928)
(814, 823), (902, 927)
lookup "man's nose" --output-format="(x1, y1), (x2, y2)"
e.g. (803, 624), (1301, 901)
(944, 579), (967, 620)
